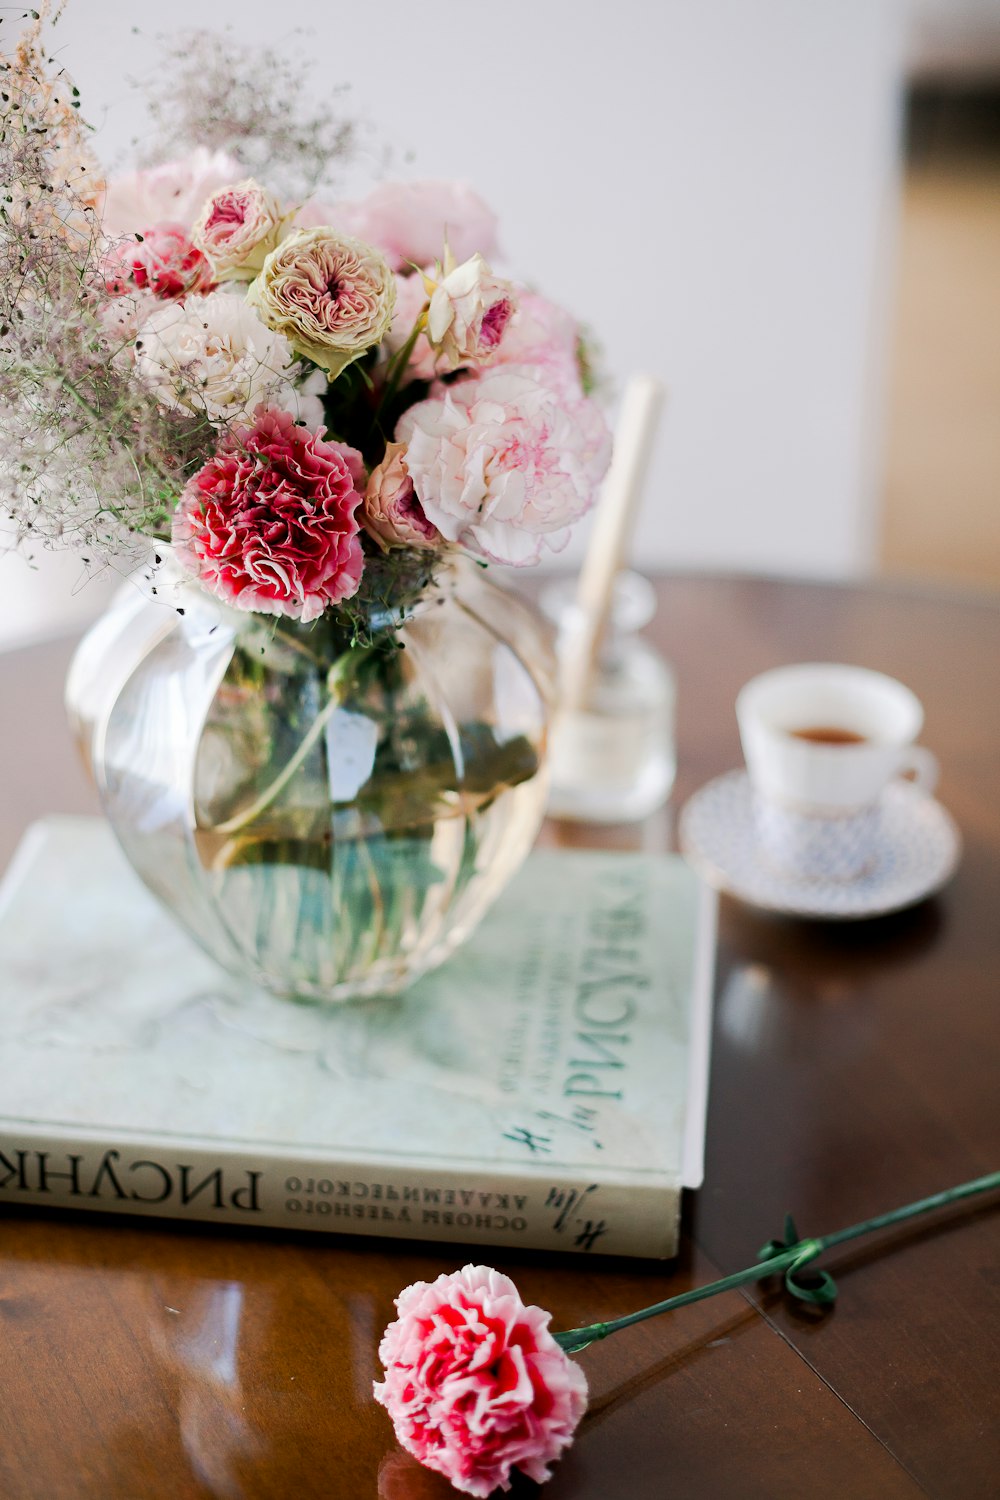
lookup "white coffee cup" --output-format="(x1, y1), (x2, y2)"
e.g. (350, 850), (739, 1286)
(736, 663), (938, 880)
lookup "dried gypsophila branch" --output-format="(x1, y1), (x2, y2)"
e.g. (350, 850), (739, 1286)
(136, 27), (362, 203)
(0, 10), (228, 570)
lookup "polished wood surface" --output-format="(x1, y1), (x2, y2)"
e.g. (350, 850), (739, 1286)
(1, 574), (998, 1500)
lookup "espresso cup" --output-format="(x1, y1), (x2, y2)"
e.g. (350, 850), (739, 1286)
(736, 663), (938, 880)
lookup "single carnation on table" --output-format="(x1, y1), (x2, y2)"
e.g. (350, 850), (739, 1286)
(397, 366), (612, 566)
(172, 406), (366, 622)
(247, 226), (395, 378)
(335, 180), (499, 272)
(373, 1265), (587, 1498)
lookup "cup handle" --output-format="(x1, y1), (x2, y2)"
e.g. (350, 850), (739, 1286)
(898, 745), (938, 795)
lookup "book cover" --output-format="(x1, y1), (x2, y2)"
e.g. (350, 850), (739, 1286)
(0, 817), (716, 1258)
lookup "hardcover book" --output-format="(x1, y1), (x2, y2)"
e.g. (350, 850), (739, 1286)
(0, 818), (716, 1258)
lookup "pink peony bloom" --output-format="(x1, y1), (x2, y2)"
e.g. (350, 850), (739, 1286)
(426, 254), (516, 371)
(104, 222), (215, 301)
(362, 443), (441, 550)
(172, 406), (365, 621)
(492, 291), (585, 397)
(100, 148), (242, 238)
(397, 366), (612, 566)
(192, 178), (289, 281)
(373, 1264), (588, 1497)
(335, 180), (499, 273)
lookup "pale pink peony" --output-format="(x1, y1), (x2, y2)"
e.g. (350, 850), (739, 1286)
(172, 406), (365, 621)
(492, 291), (585, 396)
(362, 443), (441, 550)
(192, 179), (289, 281)
(426, 254), (516, 371)
(335, 180), (499, 272)
(248, 226), (396, 378)
(397, 366), (612, 566)
(103, 222), (215, 301)
(373, 1264), (588, 1497)
(100, 148), (242, 239)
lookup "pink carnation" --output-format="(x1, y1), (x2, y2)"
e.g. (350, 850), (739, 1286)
(373, 1265), (588, 1497)
(335, 180), (499, 272)
(104, 222), (215, 301)
(397, 366), (612, 566)
(492, 291), (584, 396)
(172, 407), (365, 622)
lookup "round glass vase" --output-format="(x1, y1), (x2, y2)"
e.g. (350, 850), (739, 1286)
(65, 556), (556, 1003)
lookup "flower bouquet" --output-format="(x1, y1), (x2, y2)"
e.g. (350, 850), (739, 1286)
(1, 13), (611, 1001)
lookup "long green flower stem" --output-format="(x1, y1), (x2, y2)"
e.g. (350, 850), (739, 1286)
(212, 645), (368, 838)
(369, 309), (429, 441)
(554, 1169), (1000, 1355)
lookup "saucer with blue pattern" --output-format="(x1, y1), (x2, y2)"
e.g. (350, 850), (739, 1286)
(678, 770), (961, 919)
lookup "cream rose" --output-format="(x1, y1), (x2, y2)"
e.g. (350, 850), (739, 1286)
(426, 253), (516, 371)
(362, 443), (441, 551)
(192, 179), (289, 281)
(247, 227), (395, 378)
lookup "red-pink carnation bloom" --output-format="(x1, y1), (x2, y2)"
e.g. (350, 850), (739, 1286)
(104, 221), (215, 301)
(374, 1264), (588, 1497)
(172, 407), (365, 622)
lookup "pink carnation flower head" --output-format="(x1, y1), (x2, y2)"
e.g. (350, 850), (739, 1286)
(492, 291), (585, 397)
(172, 407), (365, 622)
(374, 1264), (588, 1497)
(104, 222), (215, 301)
(335, 180), (499, 272)
(397, 366), (612, 566)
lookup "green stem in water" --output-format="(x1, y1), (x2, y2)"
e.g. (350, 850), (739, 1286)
(211, 645), (369, 838)
(554, 1169), (1000, 1354)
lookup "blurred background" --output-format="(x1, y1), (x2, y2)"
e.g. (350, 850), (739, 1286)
(2, 0), (998, 650)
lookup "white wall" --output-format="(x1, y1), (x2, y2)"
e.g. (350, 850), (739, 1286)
(0, 0), (906, 647)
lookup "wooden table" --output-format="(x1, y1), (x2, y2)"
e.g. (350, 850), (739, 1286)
(1, 574), (998, 1500)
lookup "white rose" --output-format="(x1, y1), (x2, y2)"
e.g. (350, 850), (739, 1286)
(134, 289), (320, 427)
(426, 254), (516, 370)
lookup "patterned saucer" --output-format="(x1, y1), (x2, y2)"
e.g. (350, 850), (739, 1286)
(678, 771), (961, 920)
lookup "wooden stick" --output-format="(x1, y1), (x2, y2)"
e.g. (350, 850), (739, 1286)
(561, 374), (666, 712)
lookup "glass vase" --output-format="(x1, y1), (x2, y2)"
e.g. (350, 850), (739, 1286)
(65, 556), (555, 1002)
